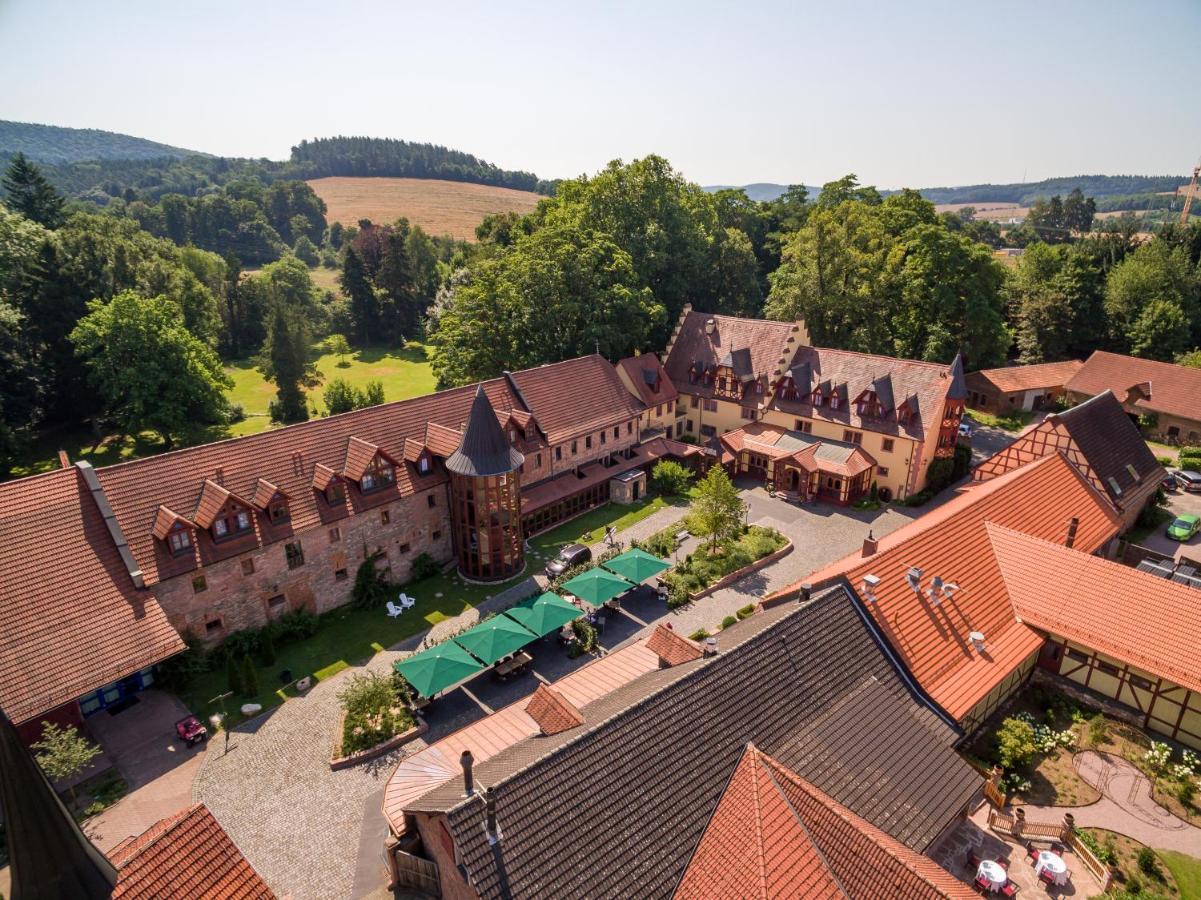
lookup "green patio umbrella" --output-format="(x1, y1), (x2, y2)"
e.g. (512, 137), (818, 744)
(504, 592), (582, 637)
(560, 567), (635, 607)
(393, 641), (484, 698)
(452, 616), (539, 665)
(602, 548), (670, 584)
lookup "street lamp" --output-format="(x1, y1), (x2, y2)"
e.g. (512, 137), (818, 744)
(208, 689), (233, 755)
(209, 713), (229, 755)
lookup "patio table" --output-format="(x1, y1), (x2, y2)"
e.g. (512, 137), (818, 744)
(977, 860), (1006, 892)
(1036, 850), (1068, 885)
(494, 650), (533, 678)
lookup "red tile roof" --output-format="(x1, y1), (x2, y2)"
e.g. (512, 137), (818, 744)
(967, 360), (1083, 394)
(675, 744), (975, 899)
(524, 685), (584, 735)
(646, 624), (704, 666)
(250, 478), (285, 510)
(151, 506), (191, 541)
(798, 454), (1121, 720)
(989, 524), (1201, 695)
(508, 355), (644, 444)
(0, 467), (184, 724)
(342, 436), (386, 479)
(616, 353), (679, 406)
(721, 422), (877, 478)
(110, 803), (274, 899)
(193, 479), (246, 529)
(1067, 350), (1201, 424)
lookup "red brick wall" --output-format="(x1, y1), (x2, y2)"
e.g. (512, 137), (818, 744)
(17, 699), (84, 745)
(152, 484), (454, 641)
(412, 812), (480, 900)
(545, 417), (641, 479)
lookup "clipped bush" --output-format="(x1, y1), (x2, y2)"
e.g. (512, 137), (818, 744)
(240, 655), (260, 698)
(226, 655), (242, 696)
(996, 717), (1037, 771)
(721, 615), (737, 629)
(409, 552), (440, 581)
(650, 460), (694, 497)
(259, 629), (277, 666)
(688, 629), (710, 641)
(736, 603), (756, 620)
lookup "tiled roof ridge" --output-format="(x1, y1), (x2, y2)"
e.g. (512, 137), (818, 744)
(110, 803), (199, 866)
(803, 344), (951, 373)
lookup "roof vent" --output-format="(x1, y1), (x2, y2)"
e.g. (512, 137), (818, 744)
(969, 631), (986, 652)
(926, 574), (945, 605)
(705, 318), (716, 335)
(703, 636), (719, 657)
(906, 567), (924, 594)
(1065, 516), (1080, 549)
(799, 582), (813, 603)
(460, 750), (475, 796)
(484, 786), (501, 845)
(862, 573), (880, 602)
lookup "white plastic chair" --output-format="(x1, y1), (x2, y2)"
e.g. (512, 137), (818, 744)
(400, 594), (416, 610)
(386, 601), (405, 618)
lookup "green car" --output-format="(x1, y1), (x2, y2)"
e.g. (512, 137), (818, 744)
(1167, 514), (1201, 542)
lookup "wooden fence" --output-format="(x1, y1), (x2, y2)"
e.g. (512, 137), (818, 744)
(986, 809), (1113, 891)
(390, 847), (440, 897)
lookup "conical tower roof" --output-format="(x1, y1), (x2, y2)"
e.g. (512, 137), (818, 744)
(0, 708), (118, 898)
(445, 385), (525, 477)
(947, 352), (967, 401)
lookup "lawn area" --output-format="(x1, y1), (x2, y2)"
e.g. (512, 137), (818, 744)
(965, 407), (1033, 433)
(178, 493), (674, 725)
(1162, 851), (1201, 900)
(1083, 830), (1186, 898)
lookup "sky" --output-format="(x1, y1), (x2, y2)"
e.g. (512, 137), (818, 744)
(2, 0), (1199, 188)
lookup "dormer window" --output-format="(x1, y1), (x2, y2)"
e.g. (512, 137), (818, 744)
(168, 527), (191, 556)
(361, 461), (395, 493)
(829, 393), (841, 410)
(418, 455), (431, 474)
(213, 507), (252, 541)
(268, 500), (290, 524)
(326, 482), (346, 505)
(812, 389), (824, 407)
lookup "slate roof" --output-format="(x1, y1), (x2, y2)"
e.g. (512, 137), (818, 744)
(664, 312), (801, 393)
(408, 587), (980, 899)
(110, 803), (274, 899)
(1067, 350), (1201, 424)
(801, 453), (1121, 720)
(675, 744), (976, 899)
(445, 386), (525, 477)
(966, 360), (1083, 395)
(0, 467), (184, 724)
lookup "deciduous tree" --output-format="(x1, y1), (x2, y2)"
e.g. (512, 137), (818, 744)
(687, 466), (746, 552)
(32, 723), (101, 802)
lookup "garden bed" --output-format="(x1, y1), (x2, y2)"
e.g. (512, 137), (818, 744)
(1081, 829), (1184, 898)
(329, 710), (426, 770)
(659, 525), (789, 607)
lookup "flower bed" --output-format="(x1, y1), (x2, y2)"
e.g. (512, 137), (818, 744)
(659, 526), (789, 608)
(330, 671), (420, 768)
(329, 710), (427, 770)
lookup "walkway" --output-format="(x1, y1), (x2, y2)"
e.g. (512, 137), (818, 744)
(1025, 751), (1201, 855)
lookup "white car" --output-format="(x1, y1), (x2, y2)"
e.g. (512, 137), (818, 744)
(958, 422), (973, 439)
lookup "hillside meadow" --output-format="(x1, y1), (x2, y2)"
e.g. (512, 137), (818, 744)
(307, 176), (544, 240)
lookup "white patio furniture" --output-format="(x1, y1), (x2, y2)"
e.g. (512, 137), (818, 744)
(399, 593), (416, 609)
(976, 860), (1006, 892)
(386, 600), (406, 618)
(1035, 850), (1069, 886)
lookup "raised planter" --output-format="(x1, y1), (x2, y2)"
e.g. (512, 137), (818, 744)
(687, 540), (793, 602)
(329, 712), (427, 771)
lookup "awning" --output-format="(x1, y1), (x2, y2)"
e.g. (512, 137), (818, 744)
(559, 567), (635, 607)
(603, 548), (670, 584)
(452, 616), (539, 666)
(503, 592), (583, 638)
(393, 642), (485, 698)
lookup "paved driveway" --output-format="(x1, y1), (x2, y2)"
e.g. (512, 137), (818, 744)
(1139, 489), (1201, 563)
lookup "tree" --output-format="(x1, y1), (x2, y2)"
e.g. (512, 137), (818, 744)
(70, 291), (232, 447)
(293, 236), (319, 266)
(260, 300), (316, 423)
(240, 655), (259, 697)
(340, 245), (378, 345)
(1177, 349), (1201, 368)
(325, 333), (351, 367)
(2, 153), (65, 228)
(1104, 241), (1199, 352)
(995, 717), (1036, 771)
(32, 723), (100, 802)
(260, 629), (276, 665)
(226, 654), (243, 696)
(324, 378), (362, 415)
(650, 459), (694, 496)
(687, 466), (746, 552)
(1129, 298), (1190, 361)
(363, 379), (385, 406)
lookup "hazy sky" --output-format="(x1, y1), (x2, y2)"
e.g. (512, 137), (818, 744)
(2, 0), (1199, 187)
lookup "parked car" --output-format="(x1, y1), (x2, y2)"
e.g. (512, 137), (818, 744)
(174, 715), (207, 746)
(1173, 470), (1201, 493)
(546, 543), (591, 578)
(958, 422), (973, 439)
(1163, 471), (1180, 492)
(1168, 514), (1201, 542)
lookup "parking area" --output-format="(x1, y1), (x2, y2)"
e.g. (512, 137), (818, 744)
(1139, 487), (1201, 563)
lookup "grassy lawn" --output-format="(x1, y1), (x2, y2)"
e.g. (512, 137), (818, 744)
(1084, 829), (1186, 898)
(965, 407), (1033, 433)
(179, 493), (674, 725)
(1162, 851), (1201, 900)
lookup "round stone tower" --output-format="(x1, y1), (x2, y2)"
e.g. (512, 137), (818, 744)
(445, 385), (526, 581)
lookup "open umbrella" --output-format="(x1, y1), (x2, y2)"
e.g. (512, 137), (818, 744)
(393, 641), (484, 698)
(603, 547), (670, 584)
(560, 567), (635, 607)
(504, 592), (582, 637)
(452, 617), (539, 665)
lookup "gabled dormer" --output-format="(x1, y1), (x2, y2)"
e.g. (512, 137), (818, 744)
(343, 437), (397, 494)
(152, 506), (196, 557)
(193, 480), (254, 542)
(252, 478), (291, 525)
(312, 463), (347, 506)
(896, 396), (918, 426)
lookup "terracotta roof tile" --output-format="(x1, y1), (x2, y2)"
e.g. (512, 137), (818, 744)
(646, 623), (704, 666)
(110, 803), (274, 899)
(193, 479), (245, 529)
(343, 436), (385, 479)
(0, 468), (184, 724)
(721, 422), (877, 478)
(967, 360), (1083, 394)
(676, 745), (975, 899)
(1067, 350), (1201, 424)
(799, 454), (1121, 719)
(250, 478), (286, 510)
(509, 355), (643, 444)
(151, 506), (191, 541)
(310, 463), (340, 492)
(524, 685), (584, 735)
(616, 354), (679, 407)
(989, 524), (1201, 695)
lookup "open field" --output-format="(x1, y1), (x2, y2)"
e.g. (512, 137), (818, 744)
(934, 201), (1028, 222)
(308, 176), (544, 240)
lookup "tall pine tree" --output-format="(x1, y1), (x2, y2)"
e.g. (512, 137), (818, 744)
(339, 245), (379, 346)
(260, 300), (315, 423)
(2, 153), (65, 228)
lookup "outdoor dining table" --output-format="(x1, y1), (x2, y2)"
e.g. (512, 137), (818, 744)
(1036, 850), (1069, 885)
(494, 650), (533, 678)
(976, 860), (1007, 892)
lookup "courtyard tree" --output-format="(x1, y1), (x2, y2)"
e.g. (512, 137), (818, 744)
(325, 332), (352, 367)
(69, 291), (232, 448)
(32, 723), (100, 803)
(688, 466), (746, 552)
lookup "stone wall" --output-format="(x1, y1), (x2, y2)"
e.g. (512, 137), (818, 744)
(153, 482), (454, 642)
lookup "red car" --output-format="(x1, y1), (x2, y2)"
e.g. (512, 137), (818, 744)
(175, 715), (208, 746)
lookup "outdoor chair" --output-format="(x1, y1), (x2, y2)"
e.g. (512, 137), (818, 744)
(386, 601), (405, 618)
(967, 850), (983, 868)
(1027, 846), (1040, 865)
(399, 593), (416, 609)
(974, 875), (991, 893)
(1038, 869), (1055, 885)
(1001, 883), (1018, 897)
(997, 856), (1010, 870)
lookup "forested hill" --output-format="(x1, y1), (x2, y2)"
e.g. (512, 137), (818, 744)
(706, 175), (1188, 205)
(0, 120), (202, 164)
(290, 136), (553, 194)
(705, 182), (821, 202)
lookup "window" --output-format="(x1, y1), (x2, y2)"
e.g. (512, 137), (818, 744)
(269, 501), (289, 524)
(427, 493), (436, 508)
(656, 404), (663, 416)
(432, 530), (442, 540)
(741, 407), (756, 420)
(418, 456), (431, 474)
(842, 430), (862, 445)
(329, 526), (341, 543)
(381, 510), (391, 525)
(361, 473), (375, 491)
(586, 436), (592, 449)
(571, 440), (578, 454)
(326, 482), (346, 505)
(268, 594), (286, 609)
(555, 446), (562, 461)
(334, 568), (348, 582)
(1096, 660), (1120, 677)
(600, 431), (606, 445)
(882, 438), (895, 453)
(399, 542), (411, 554)
(1129, 674), (1153, 691)
(812, 390), (824, 407)
(877, 466), (889, 477)
(241, 558), (255, 576)
(700, 425), (717, 438)
(627, 421), (634, 434)
(703, 399), (718, 413)
(690, 395), (699, 408)
(285, 541), (305, 570)
(204, 618), (223, 636)
(192, 575), (207, 594)
(1066, 648), (1090, 664)
(686, 419), (694, 432)
(168, 528), (191, 555)
(829, 393), (841, 409)
(667, 400), (674, 413)
(362, 462), (395, 494)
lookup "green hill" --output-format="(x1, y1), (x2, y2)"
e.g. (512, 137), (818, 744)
(0, 120), (203, 164)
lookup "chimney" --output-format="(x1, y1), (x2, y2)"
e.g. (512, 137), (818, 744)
(57, 449), (71, 469)
(214, 466), (225, 485)
(799, 582), (812, 603)
(703, 636), (718, 657)
(862, 529), (878, 556)
(460, 750), (475, 796)
(1065, 516), (1079, 549)
(484, 786), (500, 844)
(861, 574), (880, 602)
(705, 318), (716, 335)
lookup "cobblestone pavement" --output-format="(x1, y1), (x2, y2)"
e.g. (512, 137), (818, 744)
(194, 486), (956, 899)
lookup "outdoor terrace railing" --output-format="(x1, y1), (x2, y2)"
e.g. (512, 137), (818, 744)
(986, 808), (1113, 892)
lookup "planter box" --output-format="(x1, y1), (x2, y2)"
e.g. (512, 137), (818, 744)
(329, 712), (427, 771)
(687, 541), (794, 602)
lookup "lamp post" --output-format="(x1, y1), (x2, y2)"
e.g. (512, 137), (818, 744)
(208, 690), (233, 755)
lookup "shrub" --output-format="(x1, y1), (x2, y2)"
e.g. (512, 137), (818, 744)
(338, 672), (414, 756)
(721, 615), (737, 629)
(226, 655), (242, 696)
(736, 603), (756, 620)
(1144, 741), (1171, 776)
(1136, 847), (1159, 877)
(215, 627), (261, 663)
(409, 552), (441, 581)
(240, 655), (260, 698)
(293, 235), (319, 265)
(951, 442), (973, 481)
(633, 523), (680, 560)
(650, 460), (694, 497)
(1075, 829), (1116, 865)
(324, 378), (363, 415)
(156, 637), (210, 689)
(274, 609), (318, 643)
(1156, 455), (1174, 467)
(673, 433), (698, 445)
(688, 629), (710, 641)
(226, 403), (246, 424)
(259, 629), (277, 666)
(1087, 714), (1107, 748)
(363, 380), (385, 407)
(1175, 778), (1195, 807)
(926, 457), (955, 492)
(352, 554), (392, 609)
(996, 717), (1037, 770)
(904, 489), (934, 507)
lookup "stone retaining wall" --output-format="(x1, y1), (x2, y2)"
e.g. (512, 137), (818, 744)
(329, 712), (428, 770)
(687, 540), (794, 602)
